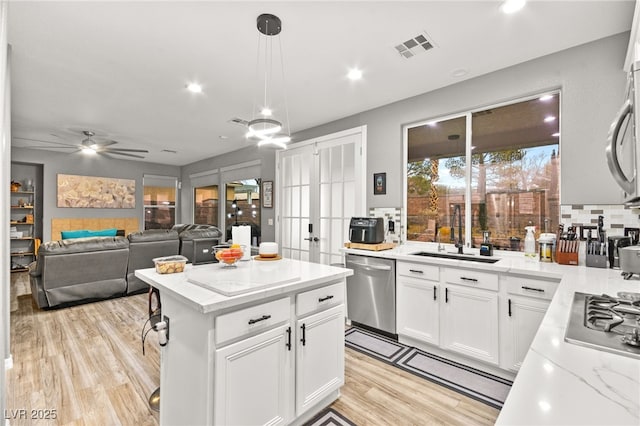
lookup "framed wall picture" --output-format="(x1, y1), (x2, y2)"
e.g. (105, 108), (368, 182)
(263, 180), (273, 208)
(373, 172), (386, 195)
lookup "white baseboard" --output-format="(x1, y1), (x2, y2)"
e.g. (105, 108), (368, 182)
(5, 354), (13, 370)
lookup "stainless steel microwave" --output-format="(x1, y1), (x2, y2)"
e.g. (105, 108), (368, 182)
(606, 61), (640, 205)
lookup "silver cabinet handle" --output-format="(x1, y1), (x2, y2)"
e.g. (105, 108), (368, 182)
(409, 269), (424, 274)
(522, 285), (544, 293)
(460, 277), (478, 282)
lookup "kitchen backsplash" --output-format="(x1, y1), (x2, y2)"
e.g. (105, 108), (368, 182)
(366, 204), (639, 246)
(560, 204), (640, 237)
(369, 207), (402, 243)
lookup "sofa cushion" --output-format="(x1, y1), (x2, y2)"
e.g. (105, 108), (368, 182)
(39, 236), (129, 255)
(128, 229), (179, 242)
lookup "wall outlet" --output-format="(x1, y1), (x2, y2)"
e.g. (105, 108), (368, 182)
(268, 218), (273, 226)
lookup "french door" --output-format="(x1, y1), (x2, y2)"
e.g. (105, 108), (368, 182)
(277, 126), (366, 265)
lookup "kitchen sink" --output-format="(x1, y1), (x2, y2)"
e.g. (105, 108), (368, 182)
(411, 251), (500, 264)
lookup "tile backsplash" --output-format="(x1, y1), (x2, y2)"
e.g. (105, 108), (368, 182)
(369, 207), (402, 243)
(560, 204), (640, 238)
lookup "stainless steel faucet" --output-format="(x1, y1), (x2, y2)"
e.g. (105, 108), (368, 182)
(451, 204), (463, 254)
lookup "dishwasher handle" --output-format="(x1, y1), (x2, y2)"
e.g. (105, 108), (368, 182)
(347, 261), (392, 271)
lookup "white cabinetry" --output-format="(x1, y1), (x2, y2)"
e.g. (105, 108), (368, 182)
(397, 262), (440, 345)
(396, 262), (500, 366)
(500, 275), (559, 372)
(295, 304), (344, 415)
(441, 267), (499, 365)
(214, 324), (292, 425)
(214, 282), (345, 425)
(158, 278), (345, 426)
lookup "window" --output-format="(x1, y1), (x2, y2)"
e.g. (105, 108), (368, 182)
(143, 175), (177, 230)
(405, 93), (560, 251)
(194, 185), (219, 226)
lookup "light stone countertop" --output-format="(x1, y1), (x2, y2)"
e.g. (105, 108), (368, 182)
(342, 242), (640, 425)
(135, 258), (353, 314)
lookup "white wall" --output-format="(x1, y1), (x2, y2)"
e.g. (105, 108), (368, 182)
(292, 32), (630, 207)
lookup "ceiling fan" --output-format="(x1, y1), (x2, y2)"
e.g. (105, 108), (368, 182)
(14, 130), (149, 159)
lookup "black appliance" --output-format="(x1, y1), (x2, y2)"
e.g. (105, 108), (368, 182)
(607, 236), (631, 268)
(349, 217), (384, 244)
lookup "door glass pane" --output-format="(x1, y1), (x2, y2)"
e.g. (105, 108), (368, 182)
(331, 146), (343, 182)
(407, 115), (467, 243)
(320, 184), (331, 217)
(470, 95), (560, 250)
(225, 179), (261, 244)
(320, 148), (330, 183)
(331, 183), (343, 218)
(343, 144), (355, 181)
(300, 186), (310, 218)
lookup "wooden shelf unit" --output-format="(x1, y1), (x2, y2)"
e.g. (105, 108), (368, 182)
(10, 185), (38, 273)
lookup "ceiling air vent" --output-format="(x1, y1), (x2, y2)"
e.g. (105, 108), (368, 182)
(395, 32), (435, 59)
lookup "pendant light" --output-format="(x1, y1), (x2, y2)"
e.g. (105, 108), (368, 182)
(246, 13), (291, 149)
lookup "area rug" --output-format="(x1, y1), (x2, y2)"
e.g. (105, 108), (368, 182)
(345, 327), (512, 409)
(304, 407), (356, 426)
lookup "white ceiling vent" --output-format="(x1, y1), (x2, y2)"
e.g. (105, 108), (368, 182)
(394, 32), (435, 59)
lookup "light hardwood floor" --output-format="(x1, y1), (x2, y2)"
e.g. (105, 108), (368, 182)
(7, 273), (499, 425)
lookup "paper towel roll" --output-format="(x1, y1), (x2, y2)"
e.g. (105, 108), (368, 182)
(232, 225), (252, 260)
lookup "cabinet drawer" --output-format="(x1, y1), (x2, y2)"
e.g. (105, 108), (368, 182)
(397, 262), (439, 282)
(296, 282), (344, 317)
(216, 297), (290, 345)
(442, 267), (498, 291)
(504, 275), (559, 300)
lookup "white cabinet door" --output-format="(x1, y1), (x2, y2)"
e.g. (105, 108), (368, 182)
(502, 295), (549, 372)
(214, 324), (293, 426)
(397, 276), (440, 345)
(296, 304), (345, 416)
(441, 284), (499, 365)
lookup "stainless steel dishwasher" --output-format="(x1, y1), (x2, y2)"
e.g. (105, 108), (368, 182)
(345, 254), (396, 337)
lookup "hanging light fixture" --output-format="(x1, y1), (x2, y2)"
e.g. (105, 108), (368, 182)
(246, 13), (291, 149)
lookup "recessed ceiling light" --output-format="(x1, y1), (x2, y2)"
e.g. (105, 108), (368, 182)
(544, 116), (556, 123)
(539, 94), (554, 102)
(552, 132), (560, 138)
(451, 68), (468, 78)
(500, 0), (526, 14)
(347, 68), (363, 81)
(186, 82), (203, 93)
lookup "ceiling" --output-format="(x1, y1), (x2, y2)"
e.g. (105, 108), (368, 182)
(7, 1), (634, 166)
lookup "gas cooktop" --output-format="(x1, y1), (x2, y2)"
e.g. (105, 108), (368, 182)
(564, 292), (640, 360)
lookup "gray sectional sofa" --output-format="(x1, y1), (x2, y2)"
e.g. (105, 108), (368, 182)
(29, 225), (222, 309)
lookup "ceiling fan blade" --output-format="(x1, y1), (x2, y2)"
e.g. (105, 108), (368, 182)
(13, 136), (77, 148)
(106, 148), (150, 153)
(96, 140), (118, 147)
(102, 150), (146, 159)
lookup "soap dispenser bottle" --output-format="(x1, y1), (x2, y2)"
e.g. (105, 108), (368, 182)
(524, 225), (536, 258)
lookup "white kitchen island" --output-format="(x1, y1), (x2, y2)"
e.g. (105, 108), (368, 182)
(135, 258), (353, 426)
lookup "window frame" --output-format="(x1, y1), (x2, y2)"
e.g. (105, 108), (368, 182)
(402, 90), (561, 249)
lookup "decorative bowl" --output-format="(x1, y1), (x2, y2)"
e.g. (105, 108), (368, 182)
(214, 245), (245, 267)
